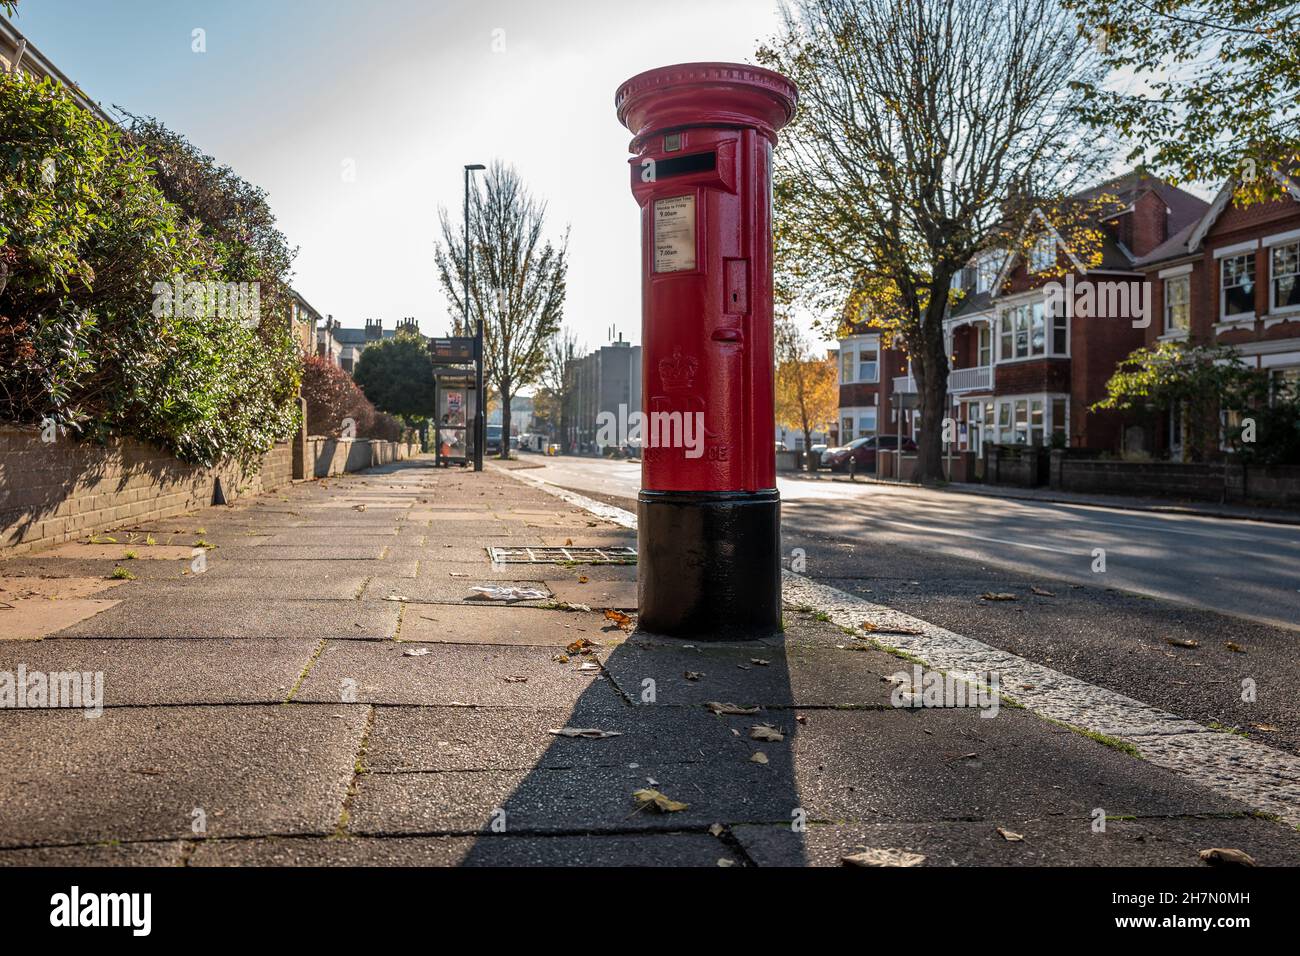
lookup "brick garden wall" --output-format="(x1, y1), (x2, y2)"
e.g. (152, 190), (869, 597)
(0, 427), (423, 555)
(0, 426), (293, 554)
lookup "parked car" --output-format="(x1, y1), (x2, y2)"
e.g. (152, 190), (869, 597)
(486, 425), (503, 455)
(821, 435), (916, 472)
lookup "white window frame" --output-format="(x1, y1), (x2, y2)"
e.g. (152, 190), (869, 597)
(1220, 252), (1257, 321)
(1164, 273), (1191, 333)
(1029, 234), (1056, 273)
(996, 299), (1058, 362)
(1269, 239), (1300, 316)
(992, 393), (1067, 446)
(857, 346), (879, 384)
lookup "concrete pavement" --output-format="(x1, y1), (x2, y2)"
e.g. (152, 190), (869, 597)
(1, 457), (1297, 866)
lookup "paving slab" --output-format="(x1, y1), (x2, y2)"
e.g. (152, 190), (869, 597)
(293, 641), (624, 708)
(40, 543), (195, 561)
(202, 544), (389, 562)
(0, 841), (186, 867)
(545, 578), (638, 609)
(364, 576), (553, 604)
(364, 704), (750, 772)
(0, 638), (319, 705)
(0, 705), (366, 848)
(0, 575), (127, 601)
(0, 598), (122, 641)
(349, 759), (793, 836)
(126, 574), (366, 602)
(187, 832), (738, 867)
(399, 604), (609, 646)
(732, 816), (1300, 866)
(195, 558), (418, 580)
(53, 598), (399, 640)
(598, 641), (901, 709)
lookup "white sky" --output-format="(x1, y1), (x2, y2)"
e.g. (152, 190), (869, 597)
(10, 0), (789, 353)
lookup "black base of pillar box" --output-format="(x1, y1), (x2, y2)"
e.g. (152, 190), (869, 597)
(637, 489), (781, 640)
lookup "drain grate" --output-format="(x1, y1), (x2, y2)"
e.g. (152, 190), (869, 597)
(487, 546), (637, 565)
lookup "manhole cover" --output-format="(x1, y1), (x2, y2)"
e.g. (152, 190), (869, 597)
(487, 546), (637, 565)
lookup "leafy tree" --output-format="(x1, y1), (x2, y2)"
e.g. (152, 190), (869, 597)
(120, 111), (298, 323)
(352, 330), (436, 421)
(1092, 341), (1299, 462)
(1065, 1), (1299, 204)
(775, 320), (837, 457)
(758, 0), (1111, 483)
(0, 75), (299, 467)
(433, 162), (568, 457)
(301, 354), (402, 442)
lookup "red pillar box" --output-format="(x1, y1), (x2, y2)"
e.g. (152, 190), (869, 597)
(615, 63), (797, 638)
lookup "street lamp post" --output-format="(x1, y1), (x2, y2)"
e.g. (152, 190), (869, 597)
(464, 163), (486, 471)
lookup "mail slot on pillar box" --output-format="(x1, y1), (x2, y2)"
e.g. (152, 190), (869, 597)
(615, 62), (797, 639)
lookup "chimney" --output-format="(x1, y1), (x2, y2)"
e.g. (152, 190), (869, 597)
(365, 318), (382, 341)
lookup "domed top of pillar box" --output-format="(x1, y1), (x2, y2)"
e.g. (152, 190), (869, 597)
(615, 62), (798, 151)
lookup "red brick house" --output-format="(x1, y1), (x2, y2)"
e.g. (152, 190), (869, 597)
(843, 172), (1209, 456)
(1134, 172), (1300, 458)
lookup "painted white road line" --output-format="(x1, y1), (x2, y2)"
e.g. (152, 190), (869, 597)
(507, 465), (1300, 827)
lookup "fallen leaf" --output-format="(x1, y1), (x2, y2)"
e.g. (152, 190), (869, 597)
(981, 592), (1017, 601)
(750, 751), (769, 764)
(1199, 847), (1256, 867)
(564, 539), (573, 546)
(402, 647), (430, 657)
(750, 725), (784, 742)
(996, 827), (1024, 842)
(578, 575), (589, 584)
(751, 658), (770, 667)
(384, 595), (409, 602)
(632, 788), (689, 813)
(860, 621), (878, 632)
(1167, 638), (1200, 649)
(500, 675), (528, 683)
(567, 637), (596, 655)
(841, 848), (926, 867)
(684, 671), (704, 681)
(717, 858), (737, 867)
(706, 701), (760, 715)
(1030, 586), (1055, 597)
(576, 661), (600, 672)
(1225, 641), (1245, 653)
(603, 608), (633, 630)
(1250, 723), (1279, 732)
(709, 823), (724, 837)
(548, 727), (623, 739)
(551, 653), (570, 664)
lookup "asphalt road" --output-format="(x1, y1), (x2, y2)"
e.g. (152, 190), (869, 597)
(517, 454), (1300, 756)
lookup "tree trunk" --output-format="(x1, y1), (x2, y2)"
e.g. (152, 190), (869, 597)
(499, 380), (512, 459)
(912, 309), (950, 484)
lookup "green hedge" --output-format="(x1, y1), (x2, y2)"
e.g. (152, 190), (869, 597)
(0, 75), (300, 468)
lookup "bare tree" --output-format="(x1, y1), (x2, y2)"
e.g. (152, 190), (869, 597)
(759, 0), (1111, 482)
(434, 161), (569, 457)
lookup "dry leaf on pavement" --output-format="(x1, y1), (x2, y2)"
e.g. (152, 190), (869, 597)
(603, 608), (633, 630)
(706, 701), (760, 715)
(841, 848), (926, 867)
(1225, 641), (1245, 653)
(996, 827), (1024, 842)
(684, 671), (704, 681)
(982, 592), (1017, 601)
(750, 725), (784, 742)
(1030, 586), (1055, 597)
(750, 751), (768, 764)
(632, 788), (689, 813)
(1167, 638), (1200, 649)
(1199, 847), (1256, 867)
(402, 647), (430, 657)
(548, 727), (623, 739)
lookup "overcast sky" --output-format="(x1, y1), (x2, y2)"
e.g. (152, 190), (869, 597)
(7, 0), (792, 353)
